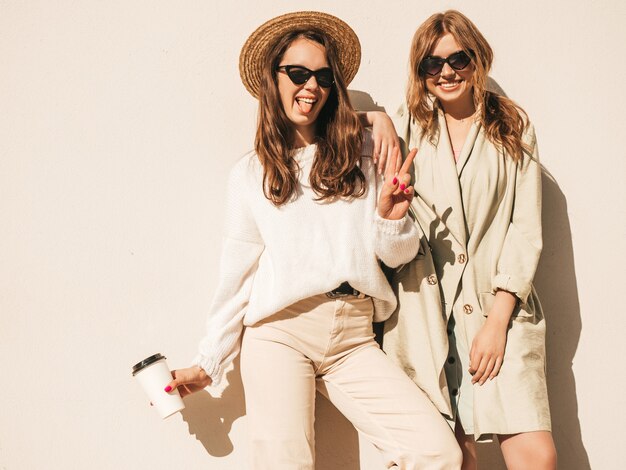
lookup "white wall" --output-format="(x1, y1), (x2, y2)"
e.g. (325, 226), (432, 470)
(1, 1), (624, 469)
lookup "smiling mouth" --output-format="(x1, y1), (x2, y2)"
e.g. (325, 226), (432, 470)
(437, 80), (463, 90)
(295, 97), (317, 114)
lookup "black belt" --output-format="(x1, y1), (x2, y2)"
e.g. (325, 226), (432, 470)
(325, 282), (367, 299)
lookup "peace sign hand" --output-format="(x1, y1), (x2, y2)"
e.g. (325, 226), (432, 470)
(377, 147), (417, 220)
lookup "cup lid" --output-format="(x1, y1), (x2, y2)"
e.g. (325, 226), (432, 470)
(132, 353), (166, 376)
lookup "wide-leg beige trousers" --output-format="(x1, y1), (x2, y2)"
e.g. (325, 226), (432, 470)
(240, 294), (462, 470)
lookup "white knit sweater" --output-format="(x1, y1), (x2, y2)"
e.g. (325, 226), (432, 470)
(193, 135), (420, 384)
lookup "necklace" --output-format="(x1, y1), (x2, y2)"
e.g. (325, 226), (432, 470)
(445, 111), (475, 124)
(445, 111), (475, 162)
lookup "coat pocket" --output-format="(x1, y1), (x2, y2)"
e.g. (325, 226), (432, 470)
(478, 292), (534, 319)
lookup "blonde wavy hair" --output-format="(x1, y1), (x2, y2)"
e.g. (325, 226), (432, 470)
(407, 10), (530, 161)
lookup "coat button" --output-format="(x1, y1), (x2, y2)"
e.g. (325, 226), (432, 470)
(463, 304), (473, 314)
(427, 274), (438, 285)
(457, 253), (466, 264)
(451, 388), (459, 396)
(447, 357), (456, 364)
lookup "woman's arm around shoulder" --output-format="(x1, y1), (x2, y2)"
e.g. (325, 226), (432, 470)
(358, 110), (400, 174)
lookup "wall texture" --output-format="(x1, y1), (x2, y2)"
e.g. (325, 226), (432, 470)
(1, 1), (624, 469)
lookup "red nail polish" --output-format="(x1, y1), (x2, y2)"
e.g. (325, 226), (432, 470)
(405, 189), (410, 194)
(164, 385), (172, 392)
(400, 184), (406, 190)
(392, 177), (398, 185)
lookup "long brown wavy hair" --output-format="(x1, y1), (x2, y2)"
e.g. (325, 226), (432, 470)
(255, 30), (364, 205)
(407, 10), (529, 161)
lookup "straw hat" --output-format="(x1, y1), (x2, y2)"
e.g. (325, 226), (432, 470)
(239, 11), (361, 98)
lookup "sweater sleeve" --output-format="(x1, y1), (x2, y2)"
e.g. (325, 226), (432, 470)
(492, 125), (543, 304)
(192, 158), (265, 385)
(373, 212), (420, 268)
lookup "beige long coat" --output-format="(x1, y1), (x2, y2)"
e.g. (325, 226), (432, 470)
(383, 104), (551, 439)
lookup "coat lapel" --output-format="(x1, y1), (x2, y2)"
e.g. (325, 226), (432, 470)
(435, 116), (468, 248)
(455, 120), (480, 177)
(395, 102), (411, 157)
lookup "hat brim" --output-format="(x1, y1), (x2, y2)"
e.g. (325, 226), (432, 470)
(239, 11), (361, 98)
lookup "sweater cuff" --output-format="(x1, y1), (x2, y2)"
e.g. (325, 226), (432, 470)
(374, 212), (410, 235)
(192, 354), (225, 387)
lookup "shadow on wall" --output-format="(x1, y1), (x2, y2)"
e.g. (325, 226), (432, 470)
(180, 359), (246, 457)
(315, 394), (361, 470)
(349, 90), (387, 114)
(535, 167), (591, 470)
(179, 358), (361, 468)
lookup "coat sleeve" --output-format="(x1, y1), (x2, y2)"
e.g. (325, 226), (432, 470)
(394, 101), (412, 157)
(192, 159), (265, 385)
(492, 125), (542, 304)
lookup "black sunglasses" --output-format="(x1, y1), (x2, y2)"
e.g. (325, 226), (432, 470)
(419, 50), (473, 76)
(277, 65), (335, 88)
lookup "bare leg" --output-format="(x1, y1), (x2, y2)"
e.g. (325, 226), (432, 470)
(499, 431), (556, 470)
(455, 420), (477, 470)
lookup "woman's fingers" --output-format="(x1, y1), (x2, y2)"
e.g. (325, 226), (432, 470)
(468, 354), (477, 375)
(165, 368), (187, 392)
(178, 384), (197, 398)
(165, 376), (178, 393)
(382, 146), (418, 182)
(383, 145), (397, 180)
(398, 147), (418, 176)
(383, 174), (411, 196)
(490, 356), (504, 380)
(378, 146), (414, 219)
(397, 173), (411, 192)
(470, 353), (503, 385)
(478, 357), (496, 385)
(384, 147), (416, 192)
(470, 356), (489, 384)
(378, 142), (389, 174)
(373, 136), (382, 164)
(402, 186), (414, 198)
(164, 366), (212, 396)
(389, 144), (401, 175)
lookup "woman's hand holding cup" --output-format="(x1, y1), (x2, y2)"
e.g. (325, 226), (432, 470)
(165, 366), (213, 398)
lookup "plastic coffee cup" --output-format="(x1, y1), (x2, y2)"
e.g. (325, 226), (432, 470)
(132, 353), (185, 419)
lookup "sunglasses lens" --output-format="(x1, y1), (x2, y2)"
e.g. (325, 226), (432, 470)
(315, 69), (334, 88)
(448, 51), (471, 71)
(283, 66), (334, 88)
(420, 58), (443, 76)
(286, 67), (310, 85)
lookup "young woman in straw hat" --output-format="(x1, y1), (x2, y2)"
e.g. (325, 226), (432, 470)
(163, 11), (461, 470)
(366, 10), (557, 470)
